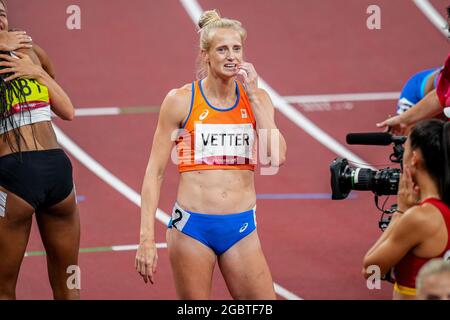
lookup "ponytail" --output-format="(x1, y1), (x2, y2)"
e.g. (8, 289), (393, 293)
(410, 119), (450, 206)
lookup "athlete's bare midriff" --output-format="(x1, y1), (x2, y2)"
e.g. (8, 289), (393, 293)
(0, 121), (60, 157)
(177, 169), (256, 214)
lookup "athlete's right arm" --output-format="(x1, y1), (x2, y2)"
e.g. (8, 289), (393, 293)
(0, 30), (55, 78)
(31, 43), (56, 79)
(136, 86), (190, 284)
(377, 90), (442, 135)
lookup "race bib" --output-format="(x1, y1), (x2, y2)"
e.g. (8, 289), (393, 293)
(194, 123), (255, 164)
(6, 78), (50, 113)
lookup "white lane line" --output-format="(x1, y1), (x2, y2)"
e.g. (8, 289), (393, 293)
(284, 92), (400, 104)
(413, 0), (449, 38)
(260, 78), (374, 170)
(52, 124), (171, 226)
(62, 92), (399, 117)
(75, 107), (120, 117)
(180, 0), (306, 301)
(112, 243), (168, 251)
(273, 283), (303, 301)
(179, 0), (374, 171)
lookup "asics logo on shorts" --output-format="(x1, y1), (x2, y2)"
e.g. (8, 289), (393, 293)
(239, 222), (249, 233)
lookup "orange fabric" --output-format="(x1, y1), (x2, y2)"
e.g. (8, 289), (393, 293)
(177, 80), (257, 173)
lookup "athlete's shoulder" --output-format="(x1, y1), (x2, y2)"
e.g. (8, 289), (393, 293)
(249, 87), (274, 108)
(164, 83), (193, 105)
(254, 88), (271, 99)
(401, 203), (443, 237)
(237, 80), (269, 100)
(160, 83), (194, 124)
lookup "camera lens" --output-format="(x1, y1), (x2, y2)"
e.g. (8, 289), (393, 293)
(350, 168), (375, 191)
(330, 157), (401, 199)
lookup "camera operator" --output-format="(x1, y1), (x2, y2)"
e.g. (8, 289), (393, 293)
(362, 119), (450, 300)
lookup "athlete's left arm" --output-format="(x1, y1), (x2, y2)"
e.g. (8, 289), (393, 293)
(31, 43), (56, 79)
(0, 51), (74, 120)
(238, 62), (287, 166)
(362, 206), (432, 279)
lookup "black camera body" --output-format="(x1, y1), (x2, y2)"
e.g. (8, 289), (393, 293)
(330, 132), (406, 201)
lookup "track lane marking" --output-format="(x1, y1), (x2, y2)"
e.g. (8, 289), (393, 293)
(284, 92), (400, 103)
(25, 243), (168, 257)
(64, 91), (399, 117)
(413, 0), (449, 38)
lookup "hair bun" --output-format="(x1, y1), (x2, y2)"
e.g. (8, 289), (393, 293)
(198, 9), (221, 29)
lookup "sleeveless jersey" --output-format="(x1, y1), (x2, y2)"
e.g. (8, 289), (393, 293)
(176, 80), (257, 172)
(394, 198), (450, 289)
(0, 78), (51, 134)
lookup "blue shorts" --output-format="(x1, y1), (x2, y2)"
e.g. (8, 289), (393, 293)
(397, 67), (441, 114)
(168, 202), (257, 255)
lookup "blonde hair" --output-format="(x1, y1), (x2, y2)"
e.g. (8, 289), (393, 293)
(196, 10), (247, 79)
(416, 258), (450, 292)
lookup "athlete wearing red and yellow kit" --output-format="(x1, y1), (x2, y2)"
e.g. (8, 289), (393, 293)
(169, 79), (258, 255)
(0, 52), (73, 211)
(393, 198), (450, 296)
(176, 79), (256, 173)
(0, 77), (51, 134)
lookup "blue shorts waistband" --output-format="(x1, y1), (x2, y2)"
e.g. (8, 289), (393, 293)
(174, 202), (256, 218)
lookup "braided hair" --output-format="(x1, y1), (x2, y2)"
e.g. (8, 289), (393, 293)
(0, 51), (34, 154)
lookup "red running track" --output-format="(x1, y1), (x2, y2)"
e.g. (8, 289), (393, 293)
(7, 0), (450, 299)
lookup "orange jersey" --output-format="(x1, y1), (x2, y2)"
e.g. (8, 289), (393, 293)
(176, 80), (257, 173)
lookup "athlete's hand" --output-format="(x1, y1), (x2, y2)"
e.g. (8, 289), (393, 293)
(376, 114), (409, 136)
(135, 240), (158, 284)
(397, 166), (420, 213)
(0, 51), (44, 82)
(0, 31), (33, 51)
(237, 62), (259, 101)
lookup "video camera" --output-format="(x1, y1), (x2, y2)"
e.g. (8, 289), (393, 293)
(330, 132), (407, 231)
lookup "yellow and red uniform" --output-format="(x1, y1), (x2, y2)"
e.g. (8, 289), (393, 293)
(394, 198), (450, 295)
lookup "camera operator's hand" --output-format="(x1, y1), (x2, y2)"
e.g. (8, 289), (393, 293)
(397, 166), (420, 212)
